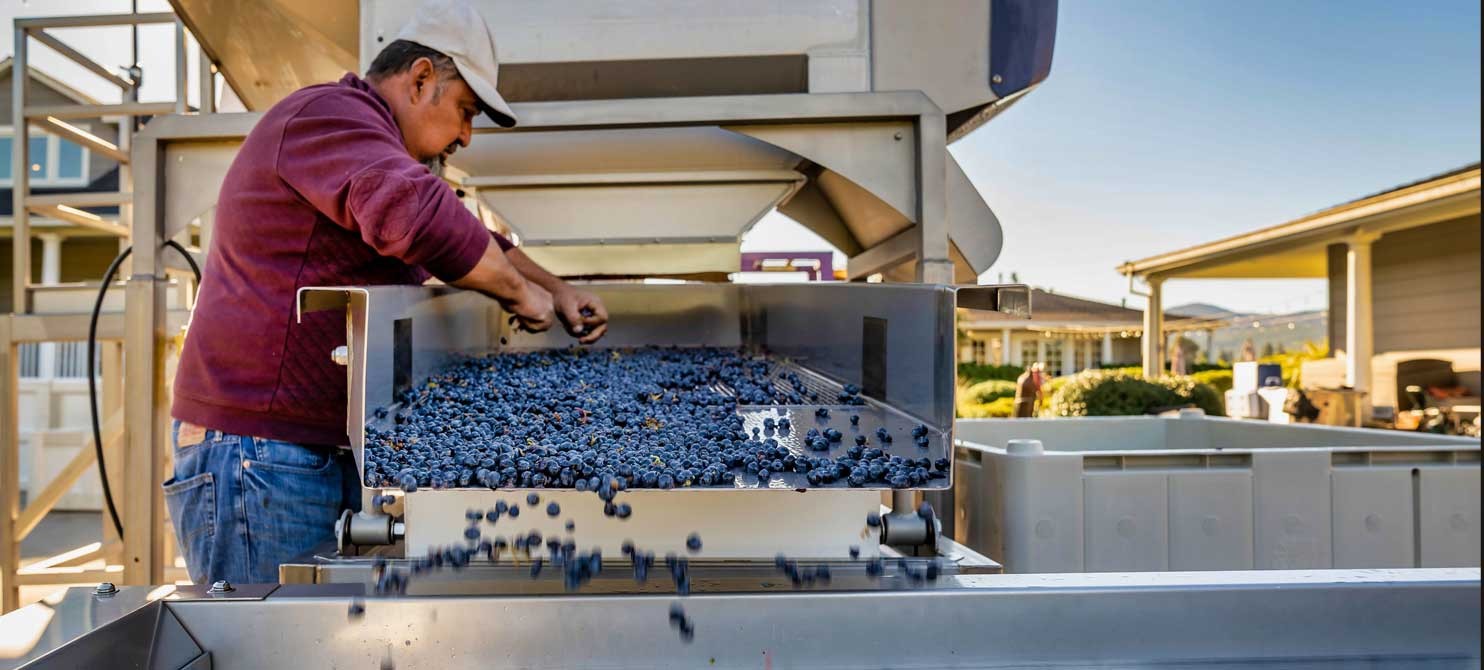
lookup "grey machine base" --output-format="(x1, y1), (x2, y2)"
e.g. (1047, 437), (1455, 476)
(5, 569), (1478, 669)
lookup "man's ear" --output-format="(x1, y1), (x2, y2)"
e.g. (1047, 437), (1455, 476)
(408, 57), (437, 104)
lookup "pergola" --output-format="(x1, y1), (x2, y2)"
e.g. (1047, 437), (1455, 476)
(1118, 165), (1482, 405)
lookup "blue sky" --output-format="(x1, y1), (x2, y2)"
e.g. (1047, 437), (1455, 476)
(754, 0), (1482, 314)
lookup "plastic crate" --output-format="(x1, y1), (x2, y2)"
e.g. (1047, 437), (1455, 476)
(954, 411), (1480, 573)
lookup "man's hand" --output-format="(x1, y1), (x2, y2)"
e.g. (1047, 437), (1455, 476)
(509, 282), (556, 333)
(554, 287), (609, 344)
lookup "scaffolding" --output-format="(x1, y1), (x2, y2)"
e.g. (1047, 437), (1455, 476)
(1, 11), (211, 612)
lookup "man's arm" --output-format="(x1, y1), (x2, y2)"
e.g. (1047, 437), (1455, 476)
(451, 238), (555, 333)
(504, 247), (609, 344)
(276, 93), (555, 331)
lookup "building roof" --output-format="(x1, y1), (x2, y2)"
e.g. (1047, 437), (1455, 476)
(0, 57), (104, 106)
(1117, 164), (1482, 281)
(960, 287), (1211, 335)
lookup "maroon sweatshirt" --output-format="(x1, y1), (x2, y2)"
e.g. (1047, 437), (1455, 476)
(173, 73), (509, 446)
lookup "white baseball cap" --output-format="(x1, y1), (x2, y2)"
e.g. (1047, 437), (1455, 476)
(394, 0), (517, 127)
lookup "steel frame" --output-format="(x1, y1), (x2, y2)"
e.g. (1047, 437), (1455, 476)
(116, 90), (964, 592)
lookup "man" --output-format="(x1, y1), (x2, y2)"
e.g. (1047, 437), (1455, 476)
(1013, 363), (1045, 418)
(164, 0), (607, 584)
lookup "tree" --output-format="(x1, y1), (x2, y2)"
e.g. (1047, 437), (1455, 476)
(1260, 341), (1276, 357)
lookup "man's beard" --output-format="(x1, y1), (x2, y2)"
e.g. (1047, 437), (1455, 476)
(422, 154), (446, 178)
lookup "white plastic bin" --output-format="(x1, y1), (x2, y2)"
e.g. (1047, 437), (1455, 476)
(954, 412), (1480, 573)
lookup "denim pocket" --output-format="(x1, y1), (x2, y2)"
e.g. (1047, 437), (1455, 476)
(245, 437), (335, 475)
(163, 472), (215, 584)
(241, 438), (342, 581)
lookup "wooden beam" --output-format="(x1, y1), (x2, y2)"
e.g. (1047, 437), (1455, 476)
(29, 29), (134, 89)
(24, 101), (177, 120)
(26, 204), (130, 237)
(33, 116), (129, 164)
(14, 567), (123, 585)
(16, 12), (176, 29)
(1, 317), (20, 612)
(24, 191), (131, 209)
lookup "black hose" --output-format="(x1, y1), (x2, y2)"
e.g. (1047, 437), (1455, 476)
(88, 242), (202, 537)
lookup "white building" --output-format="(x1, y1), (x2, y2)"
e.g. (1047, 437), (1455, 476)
(958, 288), (1207, 377)
(1120, 164), (1481, 418)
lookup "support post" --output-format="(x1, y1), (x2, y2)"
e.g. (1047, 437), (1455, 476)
(912, 110), (953, 539)
(1062, 337), (1077, 376)
(1142, 278), (1164, 378)
(1346, 231), (1380, 418)
(12, 28), (31, 315)
(197, 46), (215, 114)
(123, 130), (169, 586)
(36, 235), (62, 378)
(173, 21), (188, 115)
(1, 317), (19, 612)
(1001, 328), (1012, 366)
(1035, 337), (1046, 369)
(912, 111), (952, 285)
(1102, 332), (1113, 366)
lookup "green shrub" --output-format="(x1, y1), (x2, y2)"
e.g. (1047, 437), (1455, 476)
(964, 379), (1017, 404)
(1153, 375), (1225, 416)
(956, 396), (1017, 418)
(1047, 370), (1224, 417)
(957, 363), (1024, 384)
(1189, 369), (1234, 393)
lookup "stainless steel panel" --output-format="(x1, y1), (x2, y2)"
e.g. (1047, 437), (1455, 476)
(362, 1), (865, 75)
(156, 569), (1481, 669)
(401, 488), (882, 560)
(0, 587), (159, 670)
(747, 283), (956, 428)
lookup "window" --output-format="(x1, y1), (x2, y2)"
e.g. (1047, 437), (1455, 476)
(1043, 341), (1063, 375)
(0, 128), (91, 187)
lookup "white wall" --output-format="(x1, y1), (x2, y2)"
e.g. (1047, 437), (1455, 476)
(18, 378), (103, 510)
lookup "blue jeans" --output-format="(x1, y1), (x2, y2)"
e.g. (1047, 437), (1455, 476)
(163, 421), (360, 584)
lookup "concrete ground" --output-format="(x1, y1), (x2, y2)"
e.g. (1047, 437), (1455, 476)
(11, 511), (189, 609)
(13, 511), (108, 609)
(20, 511), (104, 561)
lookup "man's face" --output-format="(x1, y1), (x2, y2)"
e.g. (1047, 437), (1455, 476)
(398, 66), (481, 167)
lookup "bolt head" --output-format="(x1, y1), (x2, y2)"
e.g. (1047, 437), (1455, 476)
(95, 582), (118, 595)
(209, 580), (234, 592)
(992, 73), (1004, 84)
(331, 345), (350, 366)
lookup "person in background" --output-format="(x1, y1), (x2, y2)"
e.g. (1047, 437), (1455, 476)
(1170, 341), (1188, 376)
(1013, 362), (1045, 418)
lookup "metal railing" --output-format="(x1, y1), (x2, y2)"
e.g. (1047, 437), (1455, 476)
(16, 341), (99, 379)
